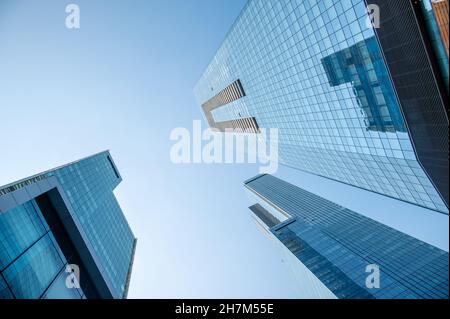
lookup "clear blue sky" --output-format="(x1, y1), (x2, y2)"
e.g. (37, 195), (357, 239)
(0, 0), (447, 298)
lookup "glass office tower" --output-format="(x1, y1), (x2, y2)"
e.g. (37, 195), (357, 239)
(0, 151), (136, 299)
(245, 174), (449, 299)
(194, 0), (449, 214)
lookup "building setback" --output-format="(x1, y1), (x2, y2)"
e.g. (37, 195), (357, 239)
(194, 0), (449, 214)
(245, 174), (449, 299)
(0, 151), (136, 299)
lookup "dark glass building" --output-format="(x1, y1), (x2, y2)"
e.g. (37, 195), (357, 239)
(0, 151), (136, 299)
(195, 0), (449, 214)
(245, 174), (449, 299)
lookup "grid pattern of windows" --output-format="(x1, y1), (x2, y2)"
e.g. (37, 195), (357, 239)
(194, 0), (447, 213)
(246, 174), (449, 299)
(0, 200), (84, 299)
(49, 152), (135, 298)
(0, 151), (135, 299)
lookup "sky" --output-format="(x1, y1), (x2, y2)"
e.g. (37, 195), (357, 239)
(0, 0), (448, 299)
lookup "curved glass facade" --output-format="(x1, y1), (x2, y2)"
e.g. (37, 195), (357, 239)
(194, 0), (448, 213)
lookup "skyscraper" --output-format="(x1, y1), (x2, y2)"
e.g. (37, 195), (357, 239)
(0, 151), (136, 299)
(245, 174), (449, 299)
(194, 0), (449, 214)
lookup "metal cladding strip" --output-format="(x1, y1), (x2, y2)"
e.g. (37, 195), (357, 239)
(211, 117), (260, 133)
(200, 79), (259, 133)
(201, 79), (246, 111)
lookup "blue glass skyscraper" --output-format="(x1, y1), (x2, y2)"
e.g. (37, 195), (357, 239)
(194, 0), (449, 214)
(0, 151), (136, 299)
(245, 174), (449, 299)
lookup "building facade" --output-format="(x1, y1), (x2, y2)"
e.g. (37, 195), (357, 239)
(0, 151), (136, 299)
(194, 0), (449, 214)
(245, 174), (449, 299)
(419, 0), (449, 91)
